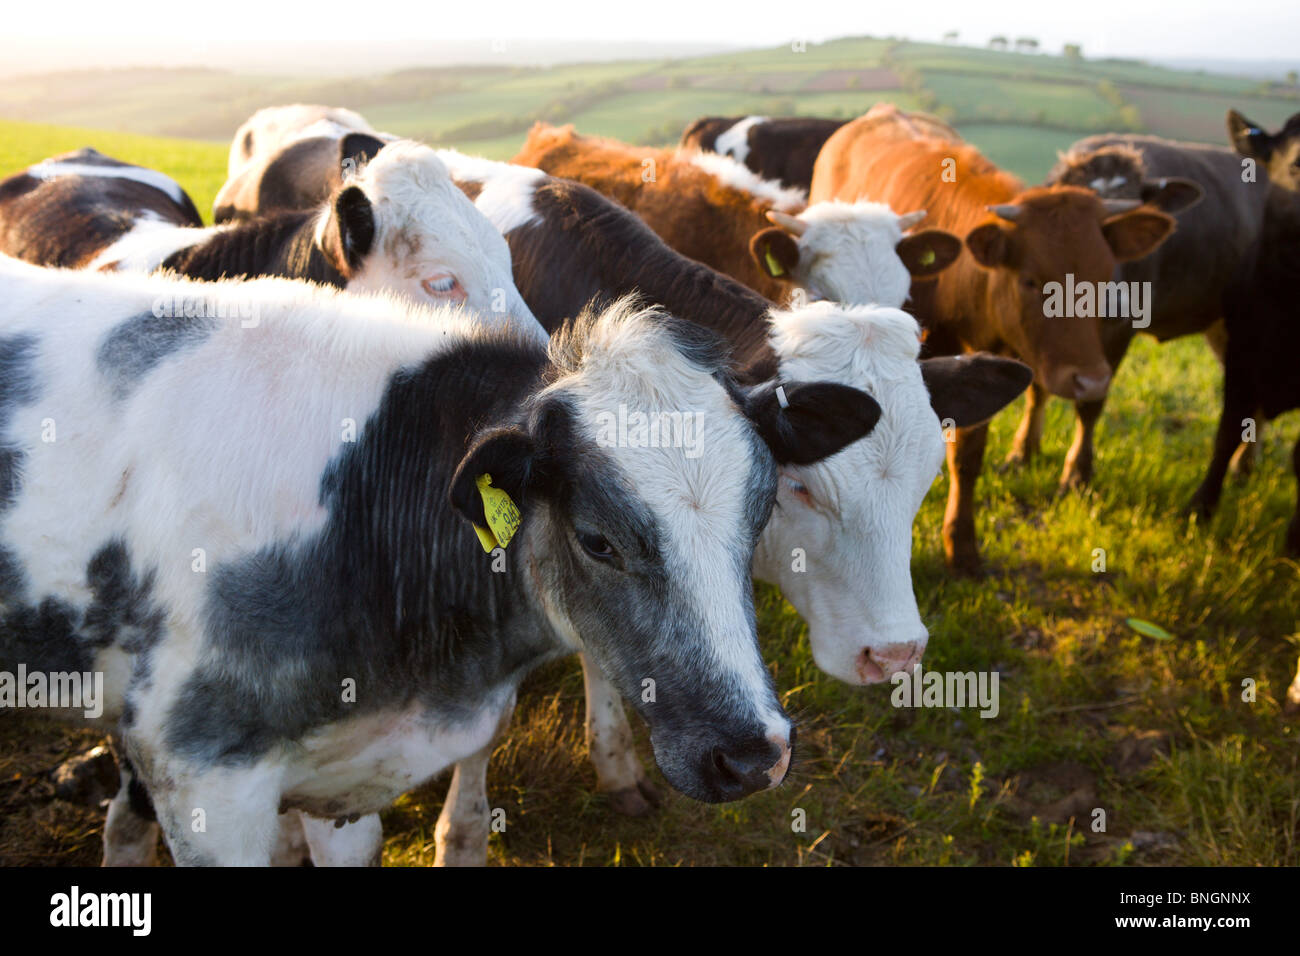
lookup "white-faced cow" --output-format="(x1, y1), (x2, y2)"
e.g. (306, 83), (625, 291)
(0, 254), (894, 864)
(512, 123), (963, 307)
(188, 124), (1031, 863)
(0, 142), (540, 340)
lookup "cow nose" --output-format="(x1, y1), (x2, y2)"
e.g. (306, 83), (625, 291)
(707, 735), (792, 799)
(1071, 370), (1111, 402)
(857, 640), (926, 684)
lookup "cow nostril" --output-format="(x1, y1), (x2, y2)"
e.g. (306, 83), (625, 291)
(1072, 372), (1111, 400)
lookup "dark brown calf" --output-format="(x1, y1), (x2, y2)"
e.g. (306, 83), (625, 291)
(1039, 132), (1267, 490)
(812, 108), (1175, 572)
(1228, 108), (1300, 193)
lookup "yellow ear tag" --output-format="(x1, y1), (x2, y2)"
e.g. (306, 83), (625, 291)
(473, 473), (521, 553)
(919, 247), (936, 267)
(764, 245), (785, 277)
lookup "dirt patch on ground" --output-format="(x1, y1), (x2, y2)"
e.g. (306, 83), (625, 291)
(0, 713), (110, 865)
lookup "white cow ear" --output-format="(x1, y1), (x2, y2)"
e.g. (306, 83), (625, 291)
(744, 381), (881, 465)
(920, 354), (1033, 428)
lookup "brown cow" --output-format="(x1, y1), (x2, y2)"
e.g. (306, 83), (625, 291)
(512, 123), (962, 309)
(812, 107), (1175, 572)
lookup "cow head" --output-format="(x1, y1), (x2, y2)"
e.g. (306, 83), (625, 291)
(964, 186), (1173, 401)
(1048, 144), (1204, 214)
(750, 201), (961, 307)
(450, 300), (882, 801)
(1228, 109), (1300, 193)
(316, 140), (543, 341)
(749, 304), (1032, 684)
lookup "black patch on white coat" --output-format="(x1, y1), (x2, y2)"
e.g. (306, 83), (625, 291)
(0, 333), (39, 510)
(159, 211), (345, 287)
(96, 311), (217, 401)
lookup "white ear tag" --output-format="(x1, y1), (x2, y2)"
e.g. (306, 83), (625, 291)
(775, 385), (790, 409)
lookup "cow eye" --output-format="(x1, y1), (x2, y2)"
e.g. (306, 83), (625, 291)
(576, 530), (616, 563)
(421, 274), (466, 301)
(1020, 276), (1041, 293)
(781, 472), (814, 507)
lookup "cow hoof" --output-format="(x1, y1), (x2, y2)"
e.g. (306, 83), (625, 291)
(945, 553), (984, 578)
(1057, 472), (1091, 496)
(1003, 446), (1035, 467)
(607, 779), (662, 817)
(1184, 491), (1215, 522)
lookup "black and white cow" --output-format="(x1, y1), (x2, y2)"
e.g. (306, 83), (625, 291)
(679, 115), (848, 192)
(0, 254), (885, 864)
(206, 114), (1029, 863)
(227, 104), (382, 181)
(0, 142), (539, 339)
(0, 148), (202, 267)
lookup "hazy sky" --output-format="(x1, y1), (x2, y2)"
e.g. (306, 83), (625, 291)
(4, 0), (1298, 72)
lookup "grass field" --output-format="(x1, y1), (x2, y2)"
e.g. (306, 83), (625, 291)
(0, 39), (1297, 867)
(4, 332), (1297, 866)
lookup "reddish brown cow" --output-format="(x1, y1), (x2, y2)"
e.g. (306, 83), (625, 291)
(512, 123), (961, 308)
(812, 107), (1176, 572)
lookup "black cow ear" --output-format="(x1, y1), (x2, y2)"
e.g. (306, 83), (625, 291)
(897, 229), (963, 277)
(1139, 177), (1204, 214)
(745, 381), (881, 465)
(920, 354), (1033, 428)
(1227, 109), (1273, 161)
(449, 427), (536, 545)
(320, 185), (375, 276)
(339, 133), (387, 179)
(749, 227), (800, 280)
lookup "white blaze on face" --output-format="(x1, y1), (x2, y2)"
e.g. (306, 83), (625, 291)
(752, 302), (944, 685)
(554, 302), (788, 740)
(333, 142), (545, 344)
(790, 201), (915, 308)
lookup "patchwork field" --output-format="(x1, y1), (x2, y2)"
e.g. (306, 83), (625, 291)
(1, 36), (1296, 179)
(0, 37), (1297, 867)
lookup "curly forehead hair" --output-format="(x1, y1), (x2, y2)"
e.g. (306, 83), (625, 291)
(1047, 144), (1147, 188)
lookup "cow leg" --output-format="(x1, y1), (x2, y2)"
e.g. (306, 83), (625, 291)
(433, 689), (515, 867)
(433, 750), (492, 867)
(581, 652), (660, 815)
(269, 810), (312, 866)
(1005, 382), (1046, 465)
(1061, 321), (1135, 491)
(1285, 652), (1300, 715)
(1205, 320), (1260, 478)
(1188, 360), (1255, 522)
(1286, 430), (1300, 556)
(101, 751), (160, 867)
(942, 422), (989, 575)
(298, 813), (383, 866)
